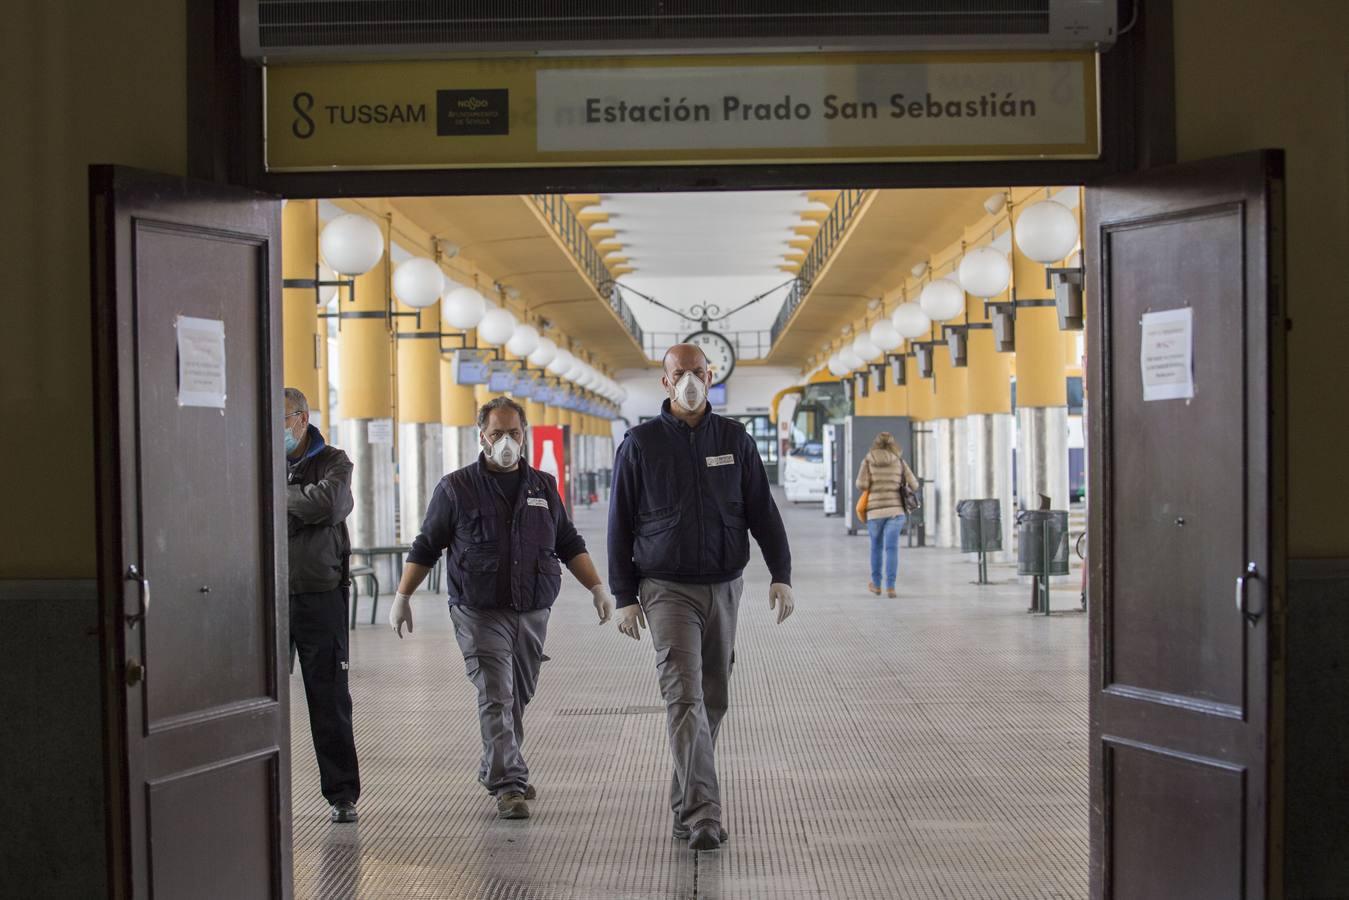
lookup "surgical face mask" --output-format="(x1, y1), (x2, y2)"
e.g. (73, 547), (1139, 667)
(485, 434), (522, 468)
(284, 425), (300, 454)
(671, 372), (707, 413)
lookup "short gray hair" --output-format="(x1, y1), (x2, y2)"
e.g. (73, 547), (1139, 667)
(283, 387), (309, 414)
(477, 396), (527, 431)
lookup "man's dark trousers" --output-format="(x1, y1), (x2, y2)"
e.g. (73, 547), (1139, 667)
(290, 587), (360, 805)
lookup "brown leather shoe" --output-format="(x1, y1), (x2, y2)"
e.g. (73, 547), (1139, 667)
(867, 582), (881, 595)
(886, 588), (897, 598)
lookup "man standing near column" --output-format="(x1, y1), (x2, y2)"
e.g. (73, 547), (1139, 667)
(284, 387), (361, 824)
(388, 397), (614, 819)
(608, 344), (795, 851)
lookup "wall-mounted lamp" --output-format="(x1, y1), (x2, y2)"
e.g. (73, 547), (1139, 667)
(944, 325), (969, 368)
(869, 362), (887, 392)
(888, 354), (908, 386)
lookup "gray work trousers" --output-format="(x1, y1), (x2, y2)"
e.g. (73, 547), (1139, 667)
(639, 577), (743, 829)
(449, 605), (551, 796)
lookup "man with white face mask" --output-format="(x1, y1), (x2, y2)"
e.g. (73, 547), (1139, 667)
(389, 397), (614, 820)
(608, 344), (795, 851)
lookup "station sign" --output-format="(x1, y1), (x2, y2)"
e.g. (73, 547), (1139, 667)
(264, 51), (1098, 171)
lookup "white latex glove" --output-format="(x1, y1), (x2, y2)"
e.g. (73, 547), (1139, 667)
(616, 603), (646, 641)
(769, 583), (795, 625)
(590, 585), (615, 625)
(389, 592), (414, 638)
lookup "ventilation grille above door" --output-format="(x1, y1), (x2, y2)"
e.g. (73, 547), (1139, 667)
(241, 0), (1116, 62)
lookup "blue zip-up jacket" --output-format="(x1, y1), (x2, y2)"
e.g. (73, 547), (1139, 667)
(607, 400), (791, 608)
(406, 454), (586, 611)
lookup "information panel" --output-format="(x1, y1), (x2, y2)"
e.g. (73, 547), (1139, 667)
(265, 51), (1098, 172)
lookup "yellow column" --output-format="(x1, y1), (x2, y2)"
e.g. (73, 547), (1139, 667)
(338, 250), (392, 421)
(906, 352), (934, 422)
(543, 382), (561, 426)
(966, 288), (1014, 416)
(930, 345), (970, 421)
(1011, 203), (1069, 409)
(441, 358), (477, 427)
(282, 200), (325, 422)
(396, 297), (440, 425)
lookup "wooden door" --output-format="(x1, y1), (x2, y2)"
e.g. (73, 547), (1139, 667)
(1086, 151), (1286, 898)
(90, 166), (290, 898)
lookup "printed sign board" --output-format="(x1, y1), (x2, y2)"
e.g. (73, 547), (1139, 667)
(265, 51), (1099, 171)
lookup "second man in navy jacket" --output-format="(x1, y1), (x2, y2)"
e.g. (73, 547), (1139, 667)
(608, 343), (795, 852)
(388, 397), (614, 821)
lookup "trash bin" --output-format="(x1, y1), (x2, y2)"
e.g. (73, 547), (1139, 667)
(957, 499), (1003, 553)
(1016, 509), (1070, 577)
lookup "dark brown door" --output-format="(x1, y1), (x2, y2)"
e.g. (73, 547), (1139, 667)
(91, 166), (290, 898)
(1086, 151), (1286, 898)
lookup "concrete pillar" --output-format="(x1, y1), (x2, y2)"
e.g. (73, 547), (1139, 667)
(1011, 200), (1072, 513)
(396, 291), (443, 543)
(966, 286), (1016, 561)
(337, 232), (395, 569)
(281, 200), (327, 425)
(930, 343), (969, 548)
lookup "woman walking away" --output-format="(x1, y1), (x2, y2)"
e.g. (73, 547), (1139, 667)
(856, 432), (920, 598)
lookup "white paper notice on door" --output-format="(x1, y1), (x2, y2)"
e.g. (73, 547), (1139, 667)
(176, 316), (226, 409)
(1140, 307), (1195, 402)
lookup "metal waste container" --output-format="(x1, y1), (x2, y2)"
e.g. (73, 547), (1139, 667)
(1017, 509), (1070, 577)
(957, 499), (1003, 552)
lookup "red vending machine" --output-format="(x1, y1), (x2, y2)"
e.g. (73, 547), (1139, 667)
(531, 424), (570, 509)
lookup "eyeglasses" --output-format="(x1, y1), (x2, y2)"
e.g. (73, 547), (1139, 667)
(284, 410), (304, 421)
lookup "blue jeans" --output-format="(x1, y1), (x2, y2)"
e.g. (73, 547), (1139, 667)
(866, 515), (906, 589)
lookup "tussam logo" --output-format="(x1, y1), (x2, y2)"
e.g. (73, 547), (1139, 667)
(290, 91), (428, 139)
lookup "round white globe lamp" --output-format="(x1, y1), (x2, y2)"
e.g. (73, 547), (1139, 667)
(1015, 200), (1079, 264)
(838, 348), (865, 371)
(318, 264), (340, 306)
(319, 214), (384, 276)
(870, 319), (903, 352)
(853, 335), (882, 362)
(919, 278), (966, 322)
(506, 323), (540, 357)
(957, 247), (1012, 299)
(392, 257), (445, 309)
(892, 302), (932, 339)
(442, 286), (487, 330)
(547, 349), (574, 376)
(477, 307), (517, 346)
(528, 337), (557, 368)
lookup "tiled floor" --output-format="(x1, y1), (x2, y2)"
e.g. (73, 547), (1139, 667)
(291, 494), (1088, 899)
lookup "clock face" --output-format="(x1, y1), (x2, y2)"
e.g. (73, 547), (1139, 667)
(686, 329), (737, 387)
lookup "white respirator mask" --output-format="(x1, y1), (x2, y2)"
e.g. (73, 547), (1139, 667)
(485, 434), (522, 468)
(672, 372), (708, 413)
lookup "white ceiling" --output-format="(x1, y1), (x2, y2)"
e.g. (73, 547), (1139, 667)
(593, 191), (816, 277)
(591, 191), (823, 338)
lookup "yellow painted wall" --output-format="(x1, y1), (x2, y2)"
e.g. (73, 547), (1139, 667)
(281, 201), (326, 420)
(1175, 0), (1349, 555)
(1, 2), (187, 577)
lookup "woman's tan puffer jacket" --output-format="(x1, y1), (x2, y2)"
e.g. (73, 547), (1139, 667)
(856, 448), (919, 520)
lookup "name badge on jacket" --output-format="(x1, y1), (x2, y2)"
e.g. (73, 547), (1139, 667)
(527, 497), (550, 509)
(706, 454), (735, 467)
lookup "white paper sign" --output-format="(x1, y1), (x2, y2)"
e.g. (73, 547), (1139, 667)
(176, 316), (226, 409)
(1140, 308), (1195, 402)
(367, 418), (394, 445)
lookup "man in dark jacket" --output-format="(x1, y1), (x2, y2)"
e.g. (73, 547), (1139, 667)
(284, 387), (361, 824)
(608, 344), (795, 851)
(388, 396), (614, 820)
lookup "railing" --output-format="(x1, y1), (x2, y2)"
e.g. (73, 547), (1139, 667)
(527, 194), (644, 347)
(769, 188), (871, 347)
(643, 330), (774, 362)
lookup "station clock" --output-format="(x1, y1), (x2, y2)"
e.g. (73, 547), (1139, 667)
(685, 329), (737, 387)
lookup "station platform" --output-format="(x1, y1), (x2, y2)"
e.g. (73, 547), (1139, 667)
(291, 493), (1088, 899)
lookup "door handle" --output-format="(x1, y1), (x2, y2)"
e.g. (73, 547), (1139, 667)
(125, 564), (151, 627)
(1235, 562), (1261, 623)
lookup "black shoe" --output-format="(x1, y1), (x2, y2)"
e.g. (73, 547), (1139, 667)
(496, 791), (530, 819)
(688, 819), (722, 851)
(673, 818), (728, 842)
(329, 801), (358, 824)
